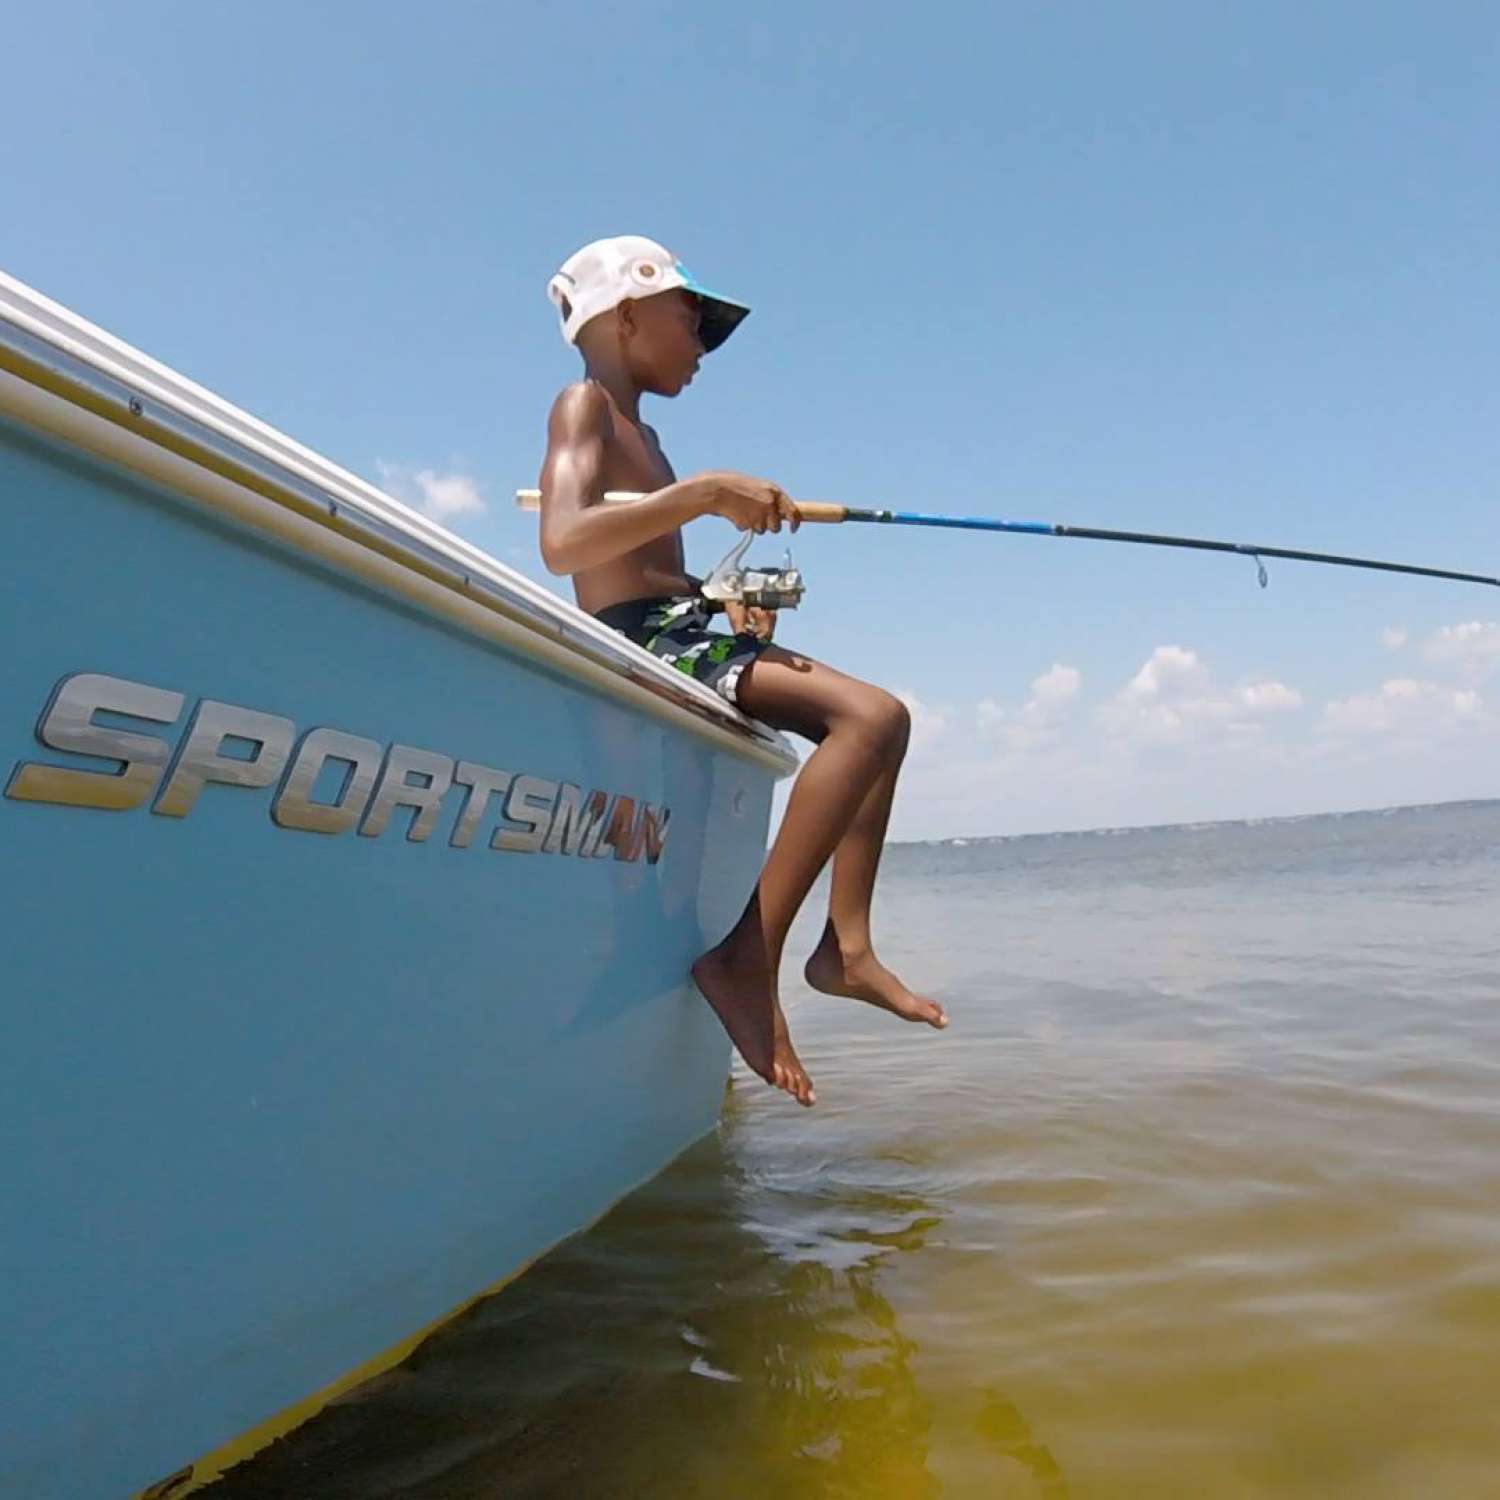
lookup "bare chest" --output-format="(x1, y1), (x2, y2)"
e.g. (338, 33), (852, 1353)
(603, 414), (677, 493)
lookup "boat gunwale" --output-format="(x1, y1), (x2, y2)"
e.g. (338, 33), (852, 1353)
(0, 271), (798, 776)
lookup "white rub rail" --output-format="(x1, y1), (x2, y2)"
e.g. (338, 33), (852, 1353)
(0, 270), (796, 775)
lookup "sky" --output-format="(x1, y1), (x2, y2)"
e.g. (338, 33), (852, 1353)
(5, 1), (1497, 840)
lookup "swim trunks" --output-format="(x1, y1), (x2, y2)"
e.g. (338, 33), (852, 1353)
(594, 595), (770, 707)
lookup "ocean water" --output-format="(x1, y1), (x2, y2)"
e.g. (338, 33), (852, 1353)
(209, 799), (1500, 1499)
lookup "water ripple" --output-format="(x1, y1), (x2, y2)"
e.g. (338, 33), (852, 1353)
(208, 800), (1500, 1499)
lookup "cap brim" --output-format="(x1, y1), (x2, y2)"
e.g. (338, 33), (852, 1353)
(678, 269), (749, 353)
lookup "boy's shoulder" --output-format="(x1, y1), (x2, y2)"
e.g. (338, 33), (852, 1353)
(549, 376), (611, 420)
(546, 377), (616, 442)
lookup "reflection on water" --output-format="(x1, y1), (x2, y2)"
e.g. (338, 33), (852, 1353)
(211, 801), (1500, 1498)
(207, 1088), (974, 1498)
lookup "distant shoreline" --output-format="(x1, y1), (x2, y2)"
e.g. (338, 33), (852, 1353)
(894, 796), (1500, 849)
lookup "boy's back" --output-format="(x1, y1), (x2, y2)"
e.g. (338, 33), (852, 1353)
(540, 378), (692, 615)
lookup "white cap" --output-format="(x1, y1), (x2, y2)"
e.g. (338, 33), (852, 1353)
(546, 235), (750, 353)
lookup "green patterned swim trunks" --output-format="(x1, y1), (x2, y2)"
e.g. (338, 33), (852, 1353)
(594, 595), (770, 706)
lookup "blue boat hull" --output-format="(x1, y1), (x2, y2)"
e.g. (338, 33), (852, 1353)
(0, 393), (779, 1494)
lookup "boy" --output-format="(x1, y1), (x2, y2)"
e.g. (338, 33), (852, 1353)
(536, 235), (946, 1108)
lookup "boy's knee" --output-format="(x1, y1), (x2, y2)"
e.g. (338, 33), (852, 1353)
(884, 692), (912, 750)
(852, 688), (910, 751)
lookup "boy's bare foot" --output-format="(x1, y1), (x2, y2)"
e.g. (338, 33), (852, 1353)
(771, 1001), (816, 1107)
(804, 928), (948, 1030)
(691, 936), (776, 1085)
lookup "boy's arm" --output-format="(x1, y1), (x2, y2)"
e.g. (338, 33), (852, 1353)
(537, 383), (799, 577)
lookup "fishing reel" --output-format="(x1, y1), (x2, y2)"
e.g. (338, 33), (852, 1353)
(700, 531), (806, 612)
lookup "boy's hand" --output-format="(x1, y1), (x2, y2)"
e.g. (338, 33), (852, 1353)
(724, 600), (776, 641)
(689, 471), (801, 535)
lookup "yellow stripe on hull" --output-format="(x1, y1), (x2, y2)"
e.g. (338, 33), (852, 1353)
(133, 1250), (543, 1499)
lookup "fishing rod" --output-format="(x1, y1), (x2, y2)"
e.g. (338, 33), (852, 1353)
(513, 489), (1500, 595)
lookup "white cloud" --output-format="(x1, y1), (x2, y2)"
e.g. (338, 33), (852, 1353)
(1030, 663), (1081, 708)
(376, 460), (487, 522)
(975, 697), (1006, 732)
(1322, 676), (1484, 736)
(894, 689), (949, 757)
(1097, 646), (1302, 748)
(1422, 621), (1500, 677)
(1120, 644), (1206, 703)
(871, 635), (1500, 840)
(1237, 680), (1302, 712)
(802, 635), (1498, 841)
(1381, 626), (1408, 649)
(975, 663), (1082, 754)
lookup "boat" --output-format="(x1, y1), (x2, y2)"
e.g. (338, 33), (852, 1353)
(0, 269), (796, 1498)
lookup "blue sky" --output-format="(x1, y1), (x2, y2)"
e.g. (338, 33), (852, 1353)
(6, 1), (1497, 837)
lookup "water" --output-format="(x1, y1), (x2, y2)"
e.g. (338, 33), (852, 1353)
(210, 799), (1500, 1498)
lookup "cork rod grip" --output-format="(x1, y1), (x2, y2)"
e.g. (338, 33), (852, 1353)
(789, 501), (847, 524)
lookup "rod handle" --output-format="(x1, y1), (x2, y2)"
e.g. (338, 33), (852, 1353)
(791, 501), (847, 524)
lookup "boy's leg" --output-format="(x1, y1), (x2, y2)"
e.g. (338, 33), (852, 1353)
(692, 646), (915, 1105)
(804, 751), (948, 1028)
